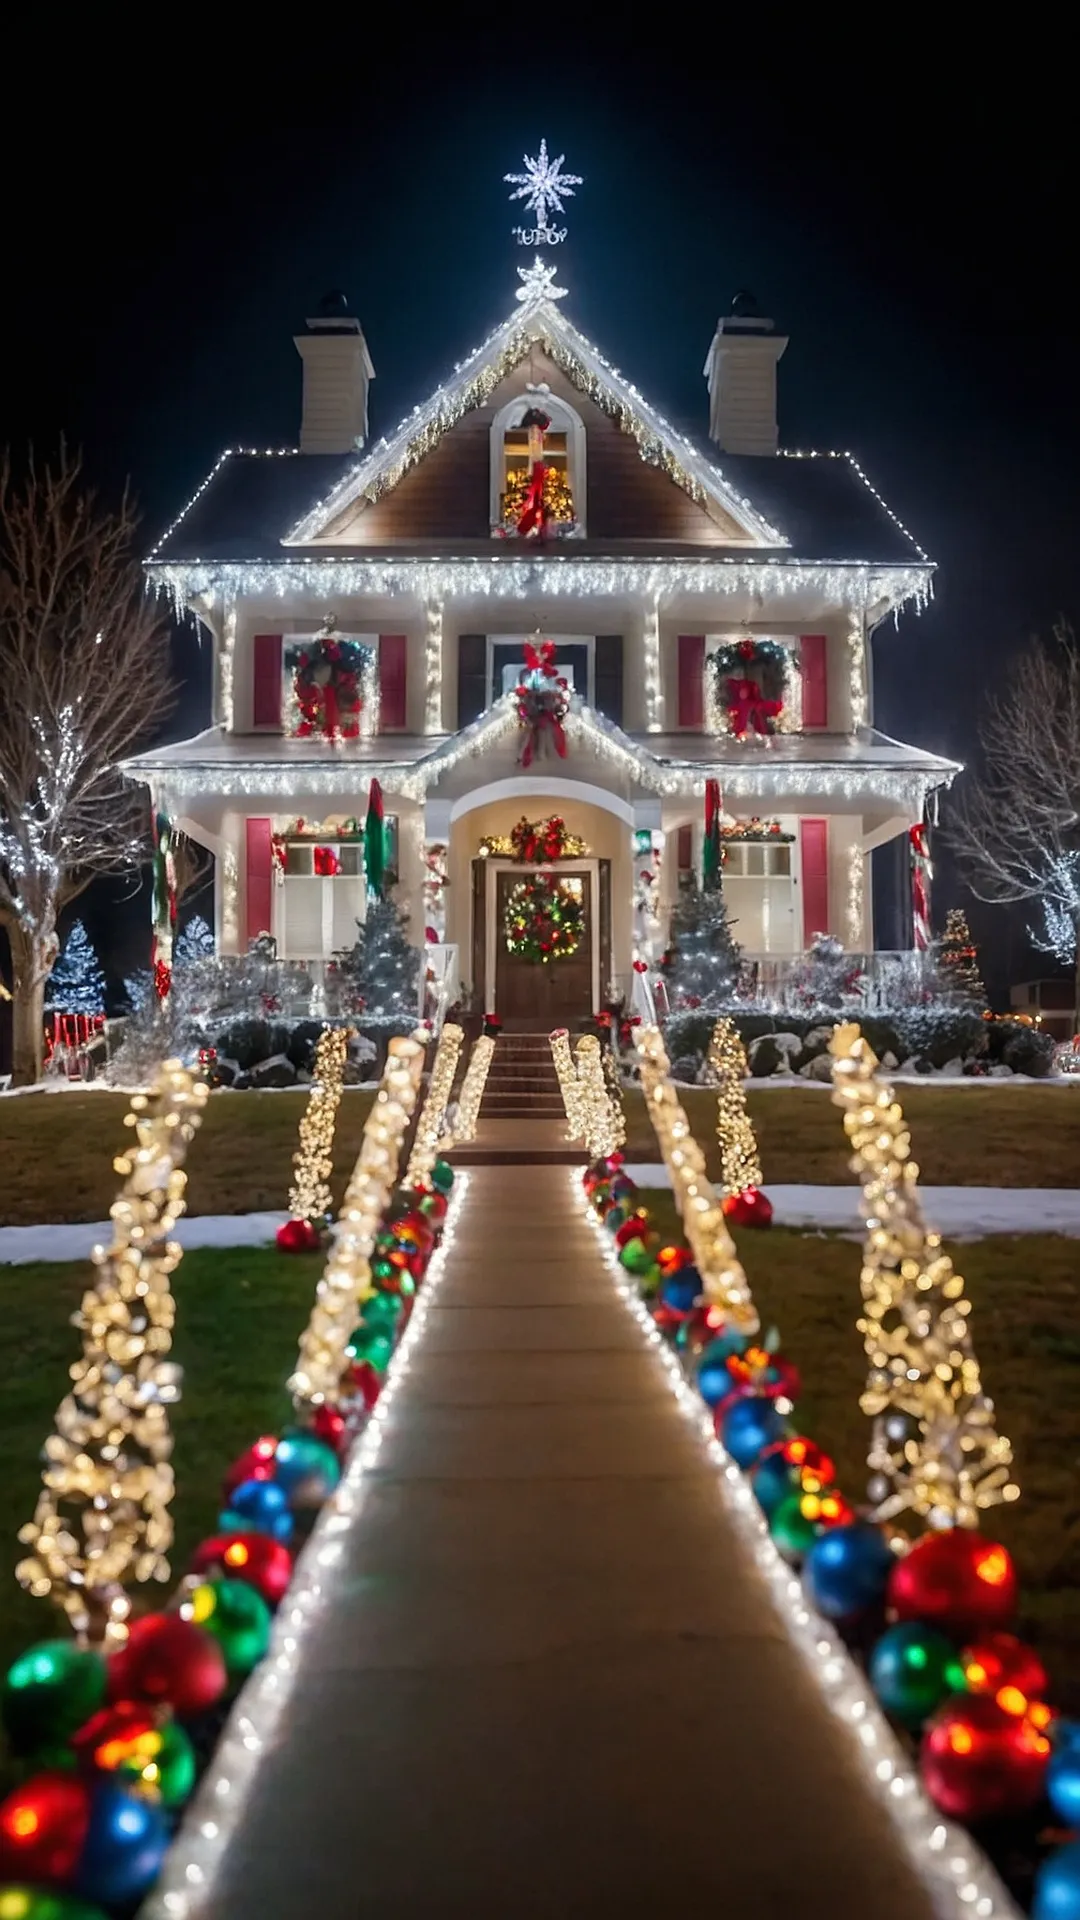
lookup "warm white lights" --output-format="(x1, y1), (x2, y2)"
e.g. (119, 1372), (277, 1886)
(642, 599), (662, 733)
(549, 1027), (585, 1142)
(423, 600), (444, 734)
(572, 1033), (623, 1159)
(287, 1025), (349, 1225)
(453, 1034), (496, 1141)
(846, 839), (865, 948)
(707, 1018), (762, 1196)
(405, 1022), (464, 1185)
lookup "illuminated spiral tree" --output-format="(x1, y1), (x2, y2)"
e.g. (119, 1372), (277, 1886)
(829, 1022), (1018, 1530)
(707, 1018), (762, 1196)
(17, 1063), (208, 1645)
(287, 1025), (350, 1227)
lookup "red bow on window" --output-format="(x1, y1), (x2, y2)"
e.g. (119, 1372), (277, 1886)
(726, 677), (782, 739)
(313, 845), (340, 877)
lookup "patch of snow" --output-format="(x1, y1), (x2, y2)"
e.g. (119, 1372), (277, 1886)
(0, 1212), (290, 1266)
(620, 1172), (1080, 1239)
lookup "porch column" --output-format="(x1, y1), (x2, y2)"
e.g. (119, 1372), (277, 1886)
(642, 594), (663, 733)
(218, 810), (243, 954)
(423, 598), (444, 734)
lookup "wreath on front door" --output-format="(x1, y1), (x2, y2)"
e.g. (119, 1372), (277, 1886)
(504, 874), (585, 965)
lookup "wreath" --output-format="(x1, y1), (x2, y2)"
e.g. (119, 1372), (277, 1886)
(287, 634), (373, 740)
(515, 639), (569, 766)
(709, 638), (791, 738)
(504, 874), (584, 965)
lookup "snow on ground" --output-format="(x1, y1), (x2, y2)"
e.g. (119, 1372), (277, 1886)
(2, 1188), (1079, 1264)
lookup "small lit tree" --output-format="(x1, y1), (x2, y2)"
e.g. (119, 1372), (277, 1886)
(707, 1017), (763, 1196)
(661, 880), (741, 1009)
(936, 907), (986, 1005)
(0, 447), (173, 1083)
(340, 892), (420, 1023)
(175, 911), (215, 964)
(46, 918), (107, 1015)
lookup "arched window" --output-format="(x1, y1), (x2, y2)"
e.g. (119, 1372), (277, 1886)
(489, 391), (586, 538)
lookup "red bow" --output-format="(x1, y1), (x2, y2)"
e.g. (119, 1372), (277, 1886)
(727, 677), (782, 739)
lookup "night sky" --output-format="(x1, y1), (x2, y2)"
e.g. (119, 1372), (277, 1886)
(6, 34), (1076, 998)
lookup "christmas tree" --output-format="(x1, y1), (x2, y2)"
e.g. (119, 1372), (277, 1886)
(937, 907), (986, 1005)
(662, 880), (741, 1009)
(46, 919), (107, 1015)
(340, 892), (420, 1022)
(175, 913), (215, 964)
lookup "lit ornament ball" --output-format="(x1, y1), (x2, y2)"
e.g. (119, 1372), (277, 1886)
(619, 1235), (660, 1278)
(2, 1643), (107, 1761)
(311, 1404), (348, 1456)
(190, 1580), (272, 1680)
(72, 1779), (169, 1909)
(721, 1188), (774, 1230)
(1033, 1842), (1080, 1920)
(219, 1477), (294, 1544)
(888, 1531), (1018, 1641)
(636, 1263), (663, 1297)
(768, 1492), (820, 1561)
(604, 1202), (635, 1234)
(0, 1773), (90, 1886)
(430, 1159), (454, 1194)
(356, 1291), (404, 1334)
(190, 1532), (293, 1609)
(417, 1189), (448, 1225)
(868, 1622), (965, 1730)
(345, 1328), (394, 1375)
(347, 1359), (383, 1409)
(273, 1432), (342, 1502)
(72, 1700), (196, 1809)
(920, 1692), (1051, 1821)
(275, 1217), (321, 1253)
(1048, 1741), (1080, 1828)
(719, 1396), (787, 1469)
(614, 1215), (649, 1249)
(221, 1435), (278, 1501)
(804, 1522), (894, 1621)
(696, 1333), (751, 1407)
(394, 1212), (434, 1254)
(961, 1631), (1048, 1708)
(0, 1890), (109, 1919)
(106, 1615), (228, 1718)
(658, 1267), (701, 1315)
(750, 1450), (800, 1518)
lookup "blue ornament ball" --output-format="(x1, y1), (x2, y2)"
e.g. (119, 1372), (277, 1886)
(219, 1478), (294, 1544)
(658, 1268), (700, 1315)
(74, 1780), (169, 1907)
(805, 1521), (893, 1621)
(272, 1432), (341, 1501)
(1033, 1841), (1080, 1920)
(750, 1451), (798, 1518)
(1048, 1743), (1080, 1829)
(719, 1396), (787, 1469)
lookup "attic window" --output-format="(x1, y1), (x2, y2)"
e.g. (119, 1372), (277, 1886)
(491, 394), (585, 538)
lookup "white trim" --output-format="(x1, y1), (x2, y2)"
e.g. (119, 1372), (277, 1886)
(449, 776), (635, 827)
(488, 391), (587, 535)
(485, 856), (600, 1014)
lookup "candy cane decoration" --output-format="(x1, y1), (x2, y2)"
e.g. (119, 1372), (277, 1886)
(909, 822), (932, 952)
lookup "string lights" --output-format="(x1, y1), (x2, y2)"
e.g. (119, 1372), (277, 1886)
(289, 1034), (426, 1411)
(423, 599), (443, 733)
(453, 1034), (496, 1142)
(285, 1025), (349, 1230)
(707, 1018), (763, 1195)
(829, 1023), (1019, 1529)
(16, 1063), (209, 1648)
(404, 1022), (464, 1184)
(642, 598), (662, 733)
(633, 1024), (758, 1334)
(549, 1027), (585, 1142)
(572, 1033), (623, 1159)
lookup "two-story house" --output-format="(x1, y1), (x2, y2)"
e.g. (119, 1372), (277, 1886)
(124, 275), (956, 1030)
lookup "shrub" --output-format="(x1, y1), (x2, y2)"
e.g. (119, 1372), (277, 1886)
(664, 1011), (718, 1066)
(893, 1006), (985, 1068)
(997, 1022), (1057, 1078)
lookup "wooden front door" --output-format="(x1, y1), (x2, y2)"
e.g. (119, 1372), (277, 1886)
(494, 868), (594, 1031)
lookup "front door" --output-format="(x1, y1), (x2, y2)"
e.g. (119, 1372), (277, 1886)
(494, 868), (594, 1031)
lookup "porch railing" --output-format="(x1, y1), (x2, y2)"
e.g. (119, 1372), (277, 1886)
(610, 950), (945, 1021)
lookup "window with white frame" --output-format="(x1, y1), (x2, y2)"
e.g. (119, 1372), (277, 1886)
(274, 819), (399, 959)
(488, 635), (592, 706)
(489, 393), (586, 537)
(704, 635), (803, 737)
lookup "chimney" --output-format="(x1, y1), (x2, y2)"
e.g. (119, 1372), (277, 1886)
(294, 291), (375, 454)
(703, 291), (788, 454)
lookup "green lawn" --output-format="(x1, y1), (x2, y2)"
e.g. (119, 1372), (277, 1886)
(638, 1193), (1080, 1713)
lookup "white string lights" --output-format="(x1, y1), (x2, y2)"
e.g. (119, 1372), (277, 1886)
(642, 598), (663, 733)
(423, 600), (444, 734)
(404, 1022), (464, 1184)
(633, 1023), (758, 1333)
(847, 839), (865, 948)
(572, 1033), (623, 1159)
(453, 1034), (496, 1141)
(290, 1034), (426, 1411)
(549, 1027), (585, 1142)
(581, 1173), (1017, 1920)
(286, 1025), (350, 1226)
(143, 1170), (470, 1920)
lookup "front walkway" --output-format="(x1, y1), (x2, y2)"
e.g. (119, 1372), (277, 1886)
(184, 1166), (935, 1917)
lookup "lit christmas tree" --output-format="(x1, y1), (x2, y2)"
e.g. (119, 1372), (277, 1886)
(661, 880), (741, 1009)
(937, 907), (986, 1005)
(46, 919), (107, 1015)
(175, 913), (215, 964)
(340, 893), (420, 1023)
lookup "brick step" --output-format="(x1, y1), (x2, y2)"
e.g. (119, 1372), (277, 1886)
(484, 1078), (561, 1095)
(450, 1145), (583, 1165)
(480, 1097), (567, 1117)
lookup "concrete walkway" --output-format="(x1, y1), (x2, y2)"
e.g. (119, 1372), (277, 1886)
(192, 1166), (935, 1918)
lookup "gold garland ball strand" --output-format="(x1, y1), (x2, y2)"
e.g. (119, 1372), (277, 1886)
(287, 1024), (350, 1226)
(550, 1027), (585, 1142)
(633, 1025), (759, 1335)
(829, 1022), (1018, 1530)
(17, 1062), (209, 1647)
(708, 1017), (763, 1196)
(453, 1034), (496, 1143)
(574, 1033), (623, 1161)
(290, 1034), (426, 1412)
(405, 1022), (464, 1183)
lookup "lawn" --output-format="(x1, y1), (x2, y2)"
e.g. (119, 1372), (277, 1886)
(638, 1192), (1080, 1713)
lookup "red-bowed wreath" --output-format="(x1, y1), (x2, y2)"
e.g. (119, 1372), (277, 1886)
(514, 640), (569, 767)
(710, 637), (789, 739)
(289, 636), (372, 741)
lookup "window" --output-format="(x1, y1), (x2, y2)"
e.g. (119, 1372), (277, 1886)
(722, 840), (796, 954)
(275, 819), (399, 959)
(489, 394), (586, 537)
(488, 635), (592, 707)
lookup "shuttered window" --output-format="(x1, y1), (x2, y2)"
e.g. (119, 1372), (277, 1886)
(593, 635), (624, 724)
(252, 635), (283, 729)
(799, 818), (830, 945)
(245, 818), (274, 945)
(799, 634), (828, 729)
(677, 635), (705, 728)
(378, 635), (408, 730)
(457, 634), (487, 728)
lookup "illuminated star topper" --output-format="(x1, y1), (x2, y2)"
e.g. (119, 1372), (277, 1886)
(505, 138), (582, 245)
(515, 256), (568, 307)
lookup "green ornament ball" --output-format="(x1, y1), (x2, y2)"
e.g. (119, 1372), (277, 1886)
(0, 1891), (111, 1920)
(370, 1255), (399, 1285)
(121, 1717), (197, 1809)
(619, 1235), (661, 1276)
(194, 1578), (272, 1679)
(2, 1641), (107, 1760)
(769, 1491), (821, 1560)
(358, 1292), (403, 1334)
(637, 1262), (663, 1297)
(868, 1622), (965, 1730)
(346, 1327), (394, 1373)
(430, 1159), (454, 1194)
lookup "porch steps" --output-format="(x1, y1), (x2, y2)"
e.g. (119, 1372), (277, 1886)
(478, 1032), (566, 1121)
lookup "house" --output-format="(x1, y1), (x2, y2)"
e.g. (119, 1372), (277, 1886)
(123, 274), (958, 1030)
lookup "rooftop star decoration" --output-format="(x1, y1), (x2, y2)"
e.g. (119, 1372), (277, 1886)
(504, 139), (582, 231)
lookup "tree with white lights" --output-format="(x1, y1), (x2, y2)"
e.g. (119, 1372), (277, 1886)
(46, 919), (107, 1015)
(0, 448), (173, 1082)
(946, 625), (1080, 1018)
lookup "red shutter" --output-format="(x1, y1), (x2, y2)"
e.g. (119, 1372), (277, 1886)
(252, 635), (283, 729)
(799, 818), (830, 945)
(677, 635), (705, 728)
(799, 634), (828, 729)
(675, 825), (693, 872)
(379, 635), (408, 730)
(245, 818), (273, 945)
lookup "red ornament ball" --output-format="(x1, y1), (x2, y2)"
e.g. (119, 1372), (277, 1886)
(961, 1632), (1049, 1713)
(347, 1360), (383, 1411)
(721, 1188), (774, 1230)
(921, 1692), (1051, 1821)
(0, 1770), (91, 1885)
(888, 1531), (1018, 1641)
(614, 1215), (649, 1249)
(311, 1403), (349, 1455)
(189, 1533), (294, 1608)
(107, 1615), (227, 1719)
(276, 1217), (321, 1253)
(221, 1436), (278, 1501)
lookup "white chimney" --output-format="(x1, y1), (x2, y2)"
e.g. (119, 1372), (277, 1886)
(703, 292), (788, 454)
(294, 291), (375, 454)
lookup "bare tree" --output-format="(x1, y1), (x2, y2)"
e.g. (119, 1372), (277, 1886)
(0, 448), (174, 1083)
(945, 624), (1080, 1023)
